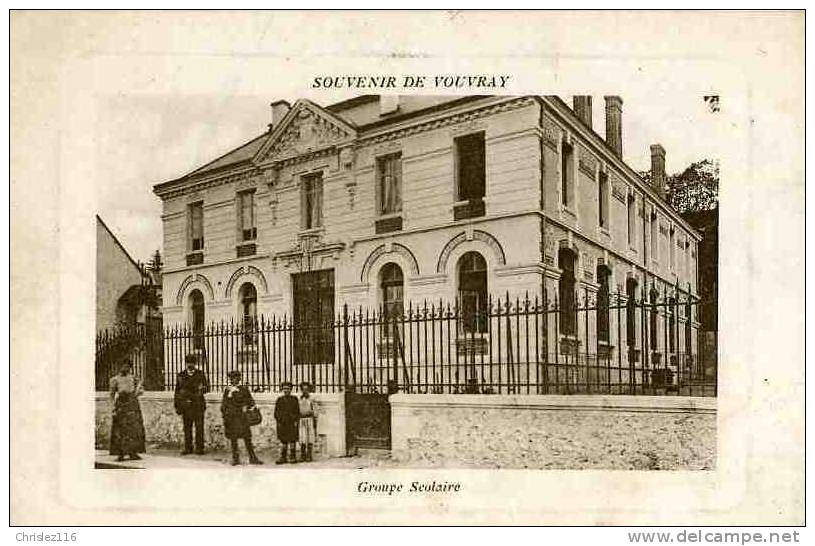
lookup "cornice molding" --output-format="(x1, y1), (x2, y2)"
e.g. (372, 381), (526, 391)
(154, 97), (536, 202)
(356, 96), (536, 148)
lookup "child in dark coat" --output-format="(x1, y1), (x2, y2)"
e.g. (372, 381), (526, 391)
(221, 370), (263, 466)
(274, 381), (300, 464)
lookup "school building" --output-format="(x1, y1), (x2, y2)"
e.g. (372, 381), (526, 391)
(152, 95), (701, 388)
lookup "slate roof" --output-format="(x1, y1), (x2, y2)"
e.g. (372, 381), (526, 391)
(175, 96), (471, 181)
(184, 132), (268, 178)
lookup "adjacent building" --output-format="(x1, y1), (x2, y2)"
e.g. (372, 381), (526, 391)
(96, 215), (161, 332)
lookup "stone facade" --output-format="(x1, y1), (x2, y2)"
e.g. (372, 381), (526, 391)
(390, 394), (716, 470)
(95, 391), (345, 457)
(153, 95), (701, 381)
(541, 98), (700, 362)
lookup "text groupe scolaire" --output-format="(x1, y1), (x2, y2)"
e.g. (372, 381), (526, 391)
(357, 480), (462, 495)
(312, 75), (511, 89)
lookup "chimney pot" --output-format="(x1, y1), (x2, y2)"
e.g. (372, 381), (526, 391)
(380, 95), (399, 115)
(650, 144), (667, 199)
(270, 100), (291, 130)
(604, 96), (623, 158)
(572, 96), (592, 128)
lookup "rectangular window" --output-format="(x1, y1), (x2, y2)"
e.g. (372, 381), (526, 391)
(561, 141), (574, 207)
(627, 192), (636, 246)
(650, 211), (658, 261)
(455, 132), (486, 201)
(685, 240), (691, 279)
(598, 171), (608, 228)
(302, 173), (323, 229)
(377, 152), (402, 215)
(642, 202), (648, 264)
(669, 227), (676, 270)
(188, 201), (204, 252)
(237, 190), (256, 242)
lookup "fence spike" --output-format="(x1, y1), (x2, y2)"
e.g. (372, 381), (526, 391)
(98, 290), (712, 397)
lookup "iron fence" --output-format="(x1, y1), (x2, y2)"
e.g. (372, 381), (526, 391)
(96, 290), (716, 396)
(95, 320), (165, 391)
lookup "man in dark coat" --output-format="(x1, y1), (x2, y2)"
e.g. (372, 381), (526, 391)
(274, 381), (300, 464)
(174, 354), (209, 455)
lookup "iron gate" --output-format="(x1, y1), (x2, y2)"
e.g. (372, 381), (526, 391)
(345, 390), (391, 452)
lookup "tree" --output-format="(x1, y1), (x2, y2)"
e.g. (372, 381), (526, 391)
(665, 159), (718, 214)
(639, 159), (718, 214)
(668, 160), (719, 332)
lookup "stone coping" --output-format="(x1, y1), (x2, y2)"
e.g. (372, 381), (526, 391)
(95, 391), (715, 413)
(388, 393), (716, 414)
(95, 391), (343, 404)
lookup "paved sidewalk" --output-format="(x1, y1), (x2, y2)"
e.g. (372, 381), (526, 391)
(95, 447), (397, 469)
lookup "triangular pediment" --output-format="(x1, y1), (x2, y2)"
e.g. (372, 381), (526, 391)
(254, 99), (357, 164)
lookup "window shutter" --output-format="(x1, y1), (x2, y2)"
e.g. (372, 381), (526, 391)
(316, 177), (323, 227)
(186, 204), (192, 252)
(300, 179), (307, 229)
(394, 155), (402, 212)
(376, 158), (384, 215)
(235, 193), (242, 243)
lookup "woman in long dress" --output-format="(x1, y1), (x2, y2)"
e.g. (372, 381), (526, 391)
(109, 360), (146, 461)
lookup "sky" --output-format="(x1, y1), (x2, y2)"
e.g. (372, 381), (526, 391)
(95, 93), (721, 263)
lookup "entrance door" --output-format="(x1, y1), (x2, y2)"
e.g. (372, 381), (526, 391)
(292, 269), (335, 373)
(345, 391), (391, 452)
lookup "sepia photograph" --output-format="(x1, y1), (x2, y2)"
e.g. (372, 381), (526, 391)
(94, 93), (719, 471)
(10, 9), (803, 528)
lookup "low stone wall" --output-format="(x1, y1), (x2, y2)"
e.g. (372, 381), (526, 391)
(95, 391), (345, 458)
(390, 394), (716, 470)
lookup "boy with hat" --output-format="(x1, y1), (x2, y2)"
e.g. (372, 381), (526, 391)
(273, 381), (300, 464)
(298, 381), (317, 462)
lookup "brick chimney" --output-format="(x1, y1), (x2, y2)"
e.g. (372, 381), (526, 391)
(650, 144), (667, 199)
(572, 96), (592, 128)
(604, 96), (623, 158)
(269, 100), (291, 130)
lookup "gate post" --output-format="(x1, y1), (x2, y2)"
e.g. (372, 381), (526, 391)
(391, 314), (399, 388)
(342, 303), (349, 391)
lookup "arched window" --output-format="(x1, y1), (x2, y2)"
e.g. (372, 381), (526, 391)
(626, 278), (638, 347)
(649, 286), (659, 351)
(379, 263), (404, 338)
(596, 265), (610, 343)
(685, 297), (693, 360)
(189, 289), (205, 349)
(668, 297), (676, 354)
(239, 283), (257, 344)
(458, 251), (487, 333)
(558, 249), (576, 336)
